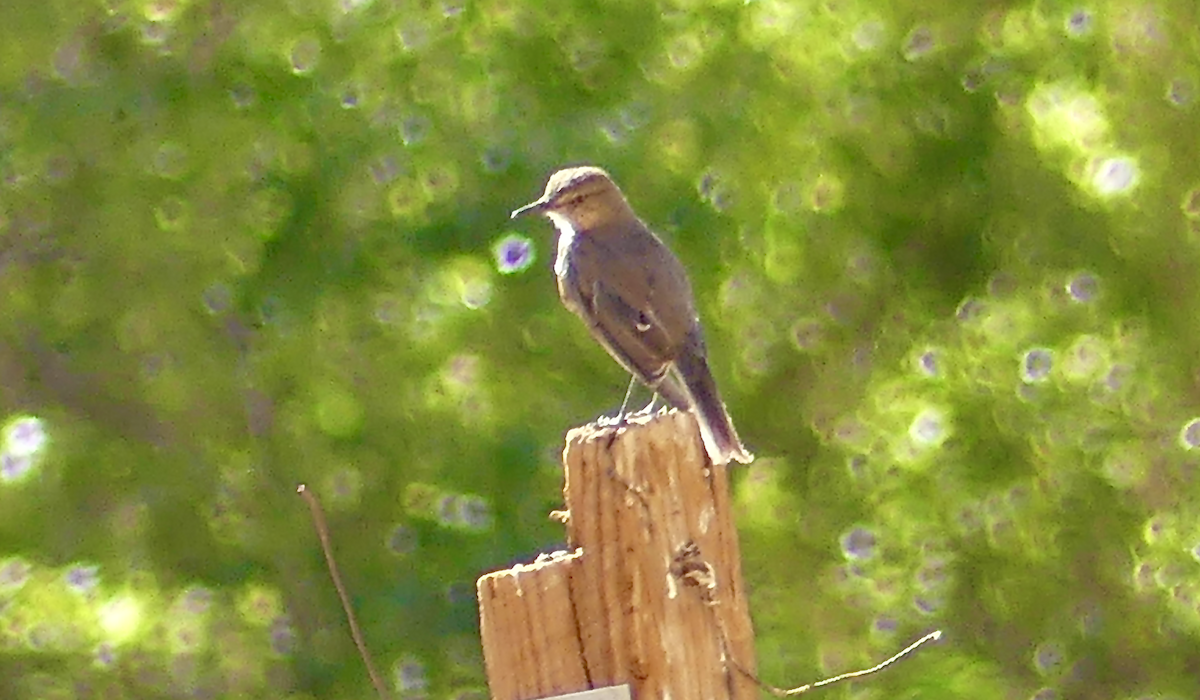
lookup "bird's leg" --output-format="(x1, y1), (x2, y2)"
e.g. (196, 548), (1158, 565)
(614, 375), (639, 424)
(599, 376), (640, 427)
(623, 379), (670, 419)
(633, 392), (663, 416)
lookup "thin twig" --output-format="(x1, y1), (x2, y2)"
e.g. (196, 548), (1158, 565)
(778, 630), (942, 696)
(675, 539), (942, 697)
(298, 484), (390, 700)
(729, 629), (942, 697)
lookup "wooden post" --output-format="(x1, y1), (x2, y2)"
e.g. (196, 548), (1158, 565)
(477, 409), (757, 700)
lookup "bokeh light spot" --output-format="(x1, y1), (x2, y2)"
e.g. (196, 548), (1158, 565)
(457, 495), (492, 531)
(179, 586), (213, 615)
(790, 318), (824, 351)
(1166, 77), (1194, 108)
(1142, 513), (1174, 545)
(387, 524), (419, 555)
(845, 454), (869, 481)
(394, 657), (428, 694)
(437, 494), (459, 525)
(808, 174), (845, 212)
(98, 595), (144, 644)
(143, 0), (181, 22)
(370, 155), (401, 185)
(446, 581), (474, 605)
(373, 294), (404, 326)
(1090, 156), (1139, 197)
(288, 36), (322, 75)
(1178, 418), (1200, 450)
(64, 564), (100, 595)
(914, 347), (942, 378)
(460, 277), (492, 310)
(871, 615), (898, 636)
(400, 113), (431, 146)
(0, 557), (32, 590)
(4, 415), (47, 456)
(697, 170), (733, 212)
(1131, 561), (1155, 590)
(397, 21), (430, 52)
(153, 196), (188, 231)
(840, 526), (877, 560)
(1102, 364), (1131, 393)
(955, 296), (988, 324)
(140, 21), (171, 48)
(913, 594), (942, 615)
(1101, 444), (1146, 489)
(1026, 83), (1108, 151)
(269, 614), (296, 656)
(902, 26), (936, 61)
(339, 81), (362, 109)
(1, 452), (36, 482)
(93, 642), (117, 669)
(851, 20), (886, 52)
(247, 187), (292, 240)
(237, 584), (283, 626)
(915, 557), (950, 590)
(1062, 335), (1108, 381)
(667, 32), (704, 70)
(150, 141), (188, 179)
(443, 354), (481, 393)
(1181, 187), (1200, 220)
(324, 466), (364, 506)
(480, 146), (511, 173)
(1033, 640), (1067, 677)
(402, 482), (440, 520)
(493, 234), (535, 275)
(388, 179), (427, 219)
(421, 165), (459, 201)
(1021, 348), (1054, 383)
(201, 283), (232, 315)
(1066, 272), (1099, 302)
(229, 84), (256, 110)
(1065, 9), (1093, 37)
(909, 408), (949, 447)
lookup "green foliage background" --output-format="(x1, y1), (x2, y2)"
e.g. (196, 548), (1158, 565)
(1, 0), (1199, 697)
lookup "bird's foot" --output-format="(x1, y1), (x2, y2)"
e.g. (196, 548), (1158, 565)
(596, 390), (667, 433)
(628, 394), (665, 418)
(595, 413), (626, 428)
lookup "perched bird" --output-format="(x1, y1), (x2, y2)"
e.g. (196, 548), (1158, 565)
(511, 166), (753, 465)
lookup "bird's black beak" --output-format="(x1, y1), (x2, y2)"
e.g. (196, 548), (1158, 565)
(510, 199), (547, 219)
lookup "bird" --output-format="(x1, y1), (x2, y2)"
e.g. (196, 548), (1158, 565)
(511, 166), (753, 465)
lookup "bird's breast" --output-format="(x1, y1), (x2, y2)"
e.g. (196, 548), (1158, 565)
(548, 212), (577, 280)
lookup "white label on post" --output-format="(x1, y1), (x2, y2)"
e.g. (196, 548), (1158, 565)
(539, 686), (632, 700)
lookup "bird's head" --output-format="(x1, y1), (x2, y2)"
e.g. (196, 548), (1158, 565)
(511, 166), (630, 225)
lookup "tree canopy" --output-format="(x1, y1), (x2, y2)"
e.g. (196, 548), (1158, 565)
(1, 0), (1199, 698)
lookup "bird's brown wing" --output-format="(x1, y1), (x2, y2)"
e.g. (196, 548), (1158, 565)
(558, 233), (682, 393)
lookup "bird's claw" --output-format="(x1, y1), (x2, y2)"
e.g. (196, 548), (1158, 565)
(596, 413), (627, 428)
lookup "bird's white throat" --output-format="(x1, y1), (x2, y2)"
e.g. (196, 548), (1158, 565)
(547, 211), (578, 279)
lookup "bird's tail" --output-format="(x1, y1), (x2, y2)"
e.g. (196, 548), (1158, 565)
(671, 346), (753, 465)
